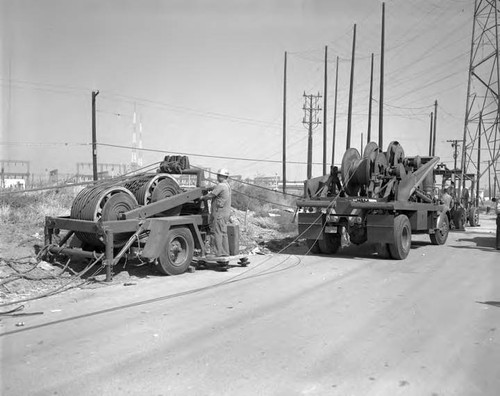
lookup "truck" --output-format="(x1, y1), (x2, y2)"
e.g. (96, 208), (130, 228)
(296, 141), (449, 259)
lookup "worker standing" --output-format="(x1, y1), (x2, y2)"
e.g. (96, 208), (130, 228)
(201, 168), (231, 257)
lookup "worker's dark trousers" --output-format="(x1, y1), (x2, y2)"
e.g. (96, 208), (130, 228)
(496, 215), (500, 250)
(210, 217), (229, 256)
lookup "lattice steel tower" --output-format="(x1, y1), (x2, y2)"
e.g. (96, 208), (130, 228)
(462, 0), (500, 197)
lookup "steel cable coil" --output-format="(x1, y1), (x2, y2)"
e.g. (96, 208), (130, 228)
(123, 174), (181, 206)
(70, 185), (138, 248)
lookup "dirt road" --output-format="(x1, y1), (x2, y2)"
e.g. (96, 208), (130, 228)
(1, 220), (499, 396)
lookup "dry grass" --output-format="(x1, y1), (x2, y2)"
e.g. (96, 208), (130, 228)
(0, 189), (77, 228)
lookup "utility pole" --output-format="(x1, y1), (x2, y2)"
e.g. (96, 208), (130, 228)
(379, 2), (385, 149)
(282, 51), (287, 193)
(447, 139), (460, 186)
(432, 100), (438, 156)
(331, 56), (339, 166)
(91, 90), (99, 181)
(361, 133), (364, 155)
(367, 53), (374, 143)
(323, 46), (328, 175)
(429, 112), (434, 156)
(347, 24), (356, 150)
(302, 92), (322, 179)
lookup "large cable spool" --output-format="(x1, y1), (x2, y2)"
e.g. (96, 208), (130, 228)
(70, 185), (138, 248)
(123, 174), (181, 206)
(341, 148), (374, 196)
(151, 177), (184, 216)
(386, 141), (405, 167)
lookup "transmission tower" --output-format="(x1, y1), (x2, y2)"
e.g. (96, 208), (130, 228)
(302, 92), (322, 179)
(462, 0), (500, 198)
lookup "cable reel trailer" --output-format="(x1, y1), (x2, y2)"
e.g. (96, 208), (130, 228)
(44, 157), (246, 280)
(297, 141), (449, 260)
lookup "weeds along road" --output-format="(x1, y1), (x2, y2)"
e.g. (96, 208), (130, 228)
(1, 221), (499, 396)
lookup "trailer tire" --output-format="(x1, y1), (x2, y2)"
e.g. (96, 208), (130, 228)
(318, 233), (341, 254)
(306, 239), (321, 254)
(156, 227), (194, 275)
(430, 213), (449, 245)
(388, 215), (411, 260)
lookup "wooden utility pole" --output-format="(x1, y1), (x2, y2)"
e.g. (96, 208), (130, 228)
(332, 56), (339, 165)
(347, 24), (356, 150)
(432, 100), (438, 156)
(429, 112), (434, 156)
(379, 2), (385, 149)
(447, 139), (460, 186)
(323, 46), (328, 175)
(282, 51), (287, 193)
(367, 53), (374, 143)
(92, 90), (99, 181)
(302, 92), (322, 179)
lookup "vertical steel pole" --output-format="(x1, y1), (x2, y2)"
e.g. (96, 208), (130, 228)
(332, 56), (339, 165)
(347, 24), (356, 150)
(92, 90), (99, 181)
(462, 0), (478, 186)
(367, 53), (374, 144)
(378, 3), (385, 149)
(105, 229), (114, 282)
(488, 160), (491, 198)
(476, 113), (482, 206)
(282, 51), (287, 193)
(323, 46), (328, 175)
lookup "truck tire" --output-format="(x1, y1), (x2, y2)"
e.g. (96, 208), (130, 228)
(318, 233), (341, 254)
(388, 215), (411, 260)
(468, 207), (479, 227)
(156, 227), (194, 275)
(430, 214), (449, 245)
(306, 239), (321, 254)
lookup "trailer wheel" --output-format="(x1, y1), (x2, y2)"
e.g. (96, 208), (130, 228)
(306, 239), (321, 254)
(388, 215), (411, 260)
(318, 233), (341, 254)
(430, 213), (449, 245)
(468, 207), (479, 227)
(156, 227), (194, 275)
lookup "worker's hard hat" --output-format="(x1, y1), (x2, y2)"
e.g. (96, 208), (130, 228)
(217, 168), (229, 177)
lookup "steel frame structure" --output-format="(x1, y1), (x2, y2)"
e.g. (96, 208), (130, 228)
(462, 0), (500, 198)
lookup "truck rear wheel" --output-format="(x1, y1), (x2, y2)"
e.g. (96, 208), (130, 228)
(318, 233), (341, 254)
(430, 213), (449, 245)
(156, 227), (194, 275)
(388, 215), (411, 260)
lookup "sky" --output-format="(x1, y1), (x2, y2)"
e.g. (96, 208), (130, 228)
(1, 0), (475, 182)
